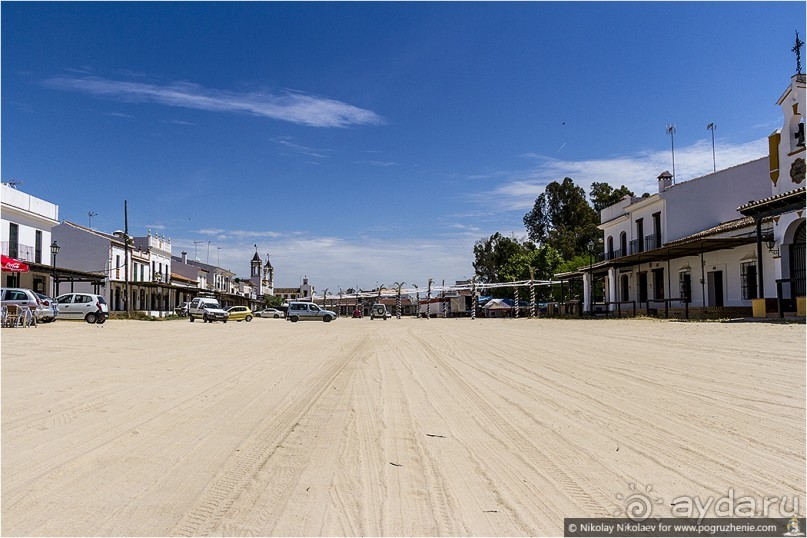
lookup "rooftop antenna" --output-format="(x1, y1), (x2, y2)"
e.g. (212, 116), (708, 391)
(666, 123), (677, 184)
(2, 179), (24, 189)
(193, 241), (203, 261)
(706, 123), (716, 172)
(88, 211), (98, 229)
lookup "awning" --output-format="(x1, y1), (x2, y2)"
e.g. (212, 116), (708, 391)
(1, 255), (29, 273)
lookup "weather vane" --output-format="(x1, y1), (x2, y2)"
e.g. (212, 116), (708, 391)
(793, 30), (804, 75)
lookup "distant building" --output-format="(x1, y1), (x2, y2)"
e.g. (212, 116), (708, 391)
(274, 276), (314, 302)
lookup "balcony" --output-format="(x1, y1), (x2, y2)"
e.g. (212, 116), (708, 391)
(605, 248), (626, 260)
(1, 242), (37, 263)
(629, 239), (643, 255)
(645, 233), (662, 251)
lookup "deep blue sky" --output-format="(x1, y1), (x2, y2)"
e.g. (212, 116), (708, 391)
(3, 2), (804, 291)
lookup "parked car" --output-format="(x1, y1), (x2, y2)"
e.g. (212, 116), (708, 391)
(370, 303), (390, 320)
(286, 301), (336, 322)
(174, 302), (189, 317)
(1, 288), (45, 323)
(56, 293), (109, 324)
(226, 306), (254, 322)
(352, 308), (363, 318)
(256, 308), (282, 318)
(187, 297), (229, 323)
(35, 292), (59, 323)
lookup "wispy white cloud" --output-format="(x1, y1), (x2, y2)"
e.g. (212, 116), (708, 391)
(480, 137), (767, 211)
(271, 137), (332, 159)
(103, 111), (133, 119)
(355, 159), (397, 167)
(163, 119), (195, 126)
(174, 230), (476, 290)
(44, 75), (385, 128)
(197, 228), (282, 240)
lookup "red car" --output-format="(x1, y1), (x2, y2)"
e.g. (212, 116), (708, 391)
(352, 308), (363, 318)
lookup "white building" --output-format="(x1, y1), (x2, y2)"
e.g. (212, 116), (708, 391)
(1, 183), (60, 293)
(584, 67), (805, 317)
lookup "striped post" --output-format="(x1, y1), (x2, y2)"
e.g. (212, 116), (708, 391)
(514, 285), (520, 318)
(415, 291), (420, 318)
(471, 279), (477, 320)
(426, 279), (432, 319)
(396, 290), (401, 319)
(530, 279), (536, 318)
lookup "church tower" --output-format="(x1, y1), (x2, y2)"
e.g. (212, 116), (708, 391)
(263, 255), (274, 296)
(769, 32), (806, 193)
(250, 249), (262, 278)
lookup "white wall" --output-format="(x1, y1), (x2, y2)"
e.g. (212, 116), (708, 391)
(661, 158), (770, 242)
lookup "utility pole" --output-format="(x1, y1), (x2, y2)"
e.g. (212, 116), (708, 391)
(124, 201), (130, 316)
(666, 123), (677, 184)
(707, 123), (716, 172)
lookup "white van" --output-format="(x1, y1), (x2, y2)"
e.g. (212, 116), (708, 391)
(188, 297), (229, 323)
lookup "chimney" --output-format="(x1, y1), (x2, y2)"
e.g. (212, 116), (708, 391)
(657, 170), (673, 192)
(181, 251), (187, 264)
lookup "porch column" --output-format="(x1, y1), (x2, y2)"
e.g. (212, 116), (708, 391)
(755, 219), (765, 299)
(583, 272), (592, 313)
(607, 267), (617, 310)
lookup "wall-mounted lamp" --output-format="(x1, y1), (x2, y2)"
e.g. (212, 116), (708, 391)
(765, 238), (780, 257)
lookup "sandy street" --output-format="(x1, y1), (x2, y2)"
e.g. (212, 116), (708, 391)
(1, 317), (804, 536)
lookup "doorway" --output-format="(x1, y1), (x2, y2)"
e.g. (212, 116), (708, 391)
(789, 222), (805, 297)
(620, 274), (630, 302)
(707, 270), (724, 307)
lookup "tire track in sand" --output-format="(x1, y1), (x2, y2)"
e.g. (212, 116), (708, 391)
(169, 333), (369, 537)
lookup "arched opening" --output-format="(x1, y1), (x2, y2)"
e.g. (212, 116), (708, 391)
(619, 231), (627, 257)
(620, 274), (630, 302)
(789, 221), (805, 297)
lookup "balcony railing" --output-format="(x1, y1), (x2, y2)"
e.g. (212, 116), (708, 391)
(645, 233), (662, 251)
(629, 239), (643, 255)
(605, 248), (626, 260)
(1, 242), (36, 262)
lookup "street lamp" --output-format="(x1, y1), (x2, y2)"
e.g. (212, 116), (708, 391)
(587, 239), (595, 314)
(50, 240), (60, 297)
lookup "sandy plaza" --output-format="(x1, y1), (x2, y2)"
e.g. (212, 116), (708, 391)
(1, 317), (804, 536)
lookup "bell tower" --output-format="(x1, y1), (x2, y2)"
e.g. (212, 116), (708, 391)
(769, 32), (806, 191)
(263, 255), (274, 296)
(250, 248), (261, 278)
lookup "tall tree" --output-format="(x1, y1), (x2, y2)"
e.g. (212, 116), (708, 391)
(499, 245), (563, 283)
(472, 232), (530, 283)
(522, 177), (599, 260)
(589, 182), (635, 212)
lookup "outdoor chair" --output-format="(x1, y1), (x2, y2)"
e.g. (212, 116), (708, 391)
(3, 305), (19, 328)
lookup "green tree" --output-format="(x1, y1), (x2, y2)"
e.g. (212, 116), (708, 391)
(263, 294), (284, 308)
(472, 232), (531, 283)
(522, 177), (599, 260)
(589, 182), (634, 212)
(499, 245), (563, 283)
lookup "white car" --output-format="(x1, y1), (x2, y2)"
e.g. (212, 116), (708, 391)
(188, 297), (229, 323)
(256, 308), (283, 318)
(286, 301), (336, 322)
(56, 293), (109, 324)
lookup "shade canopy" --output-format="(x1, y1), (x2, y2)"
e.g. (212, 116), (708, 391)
(1, 255), (30, 273)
